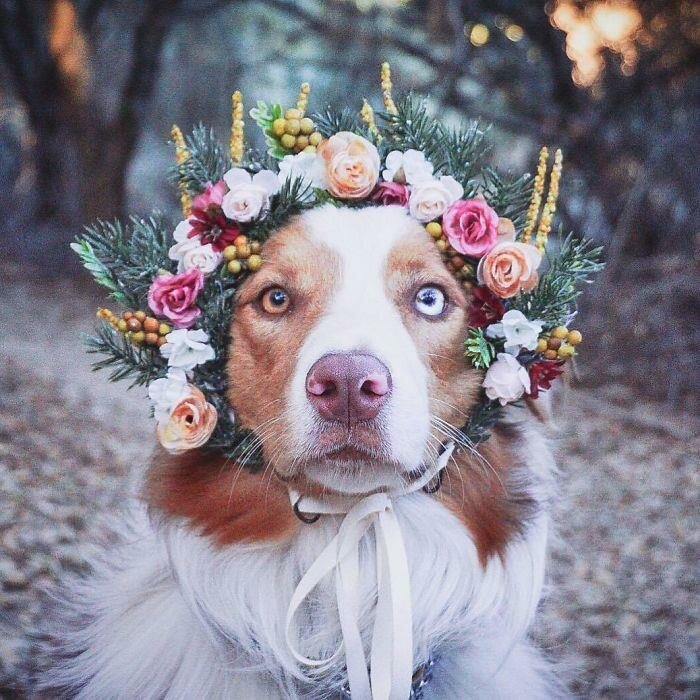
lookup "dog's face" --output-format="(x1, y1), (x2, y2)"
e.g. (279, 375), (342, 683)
(228, 205), (481, 494)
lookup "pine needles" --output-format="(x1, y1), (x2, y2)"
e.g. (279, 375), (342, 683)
(511, 230), (604, 326)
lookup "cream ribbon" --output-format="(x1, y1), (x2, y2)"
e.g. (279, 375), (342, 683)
(285, 443), (455, 700)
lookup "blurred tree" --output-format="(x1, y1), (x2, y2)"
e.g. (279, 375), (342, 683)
(0, 0), (697, 266)
(0, 0), (181, 229)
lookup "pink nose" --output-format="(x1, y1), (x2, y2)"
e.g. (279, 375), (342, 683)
(306, 353), (392, 424)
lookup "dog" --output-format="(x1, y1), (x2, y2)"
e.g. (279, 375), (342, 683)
(40, 204), (563, 698)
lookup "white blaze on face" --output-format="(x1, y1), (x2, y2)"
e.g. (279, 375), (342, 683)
(287, 205), (430, 476)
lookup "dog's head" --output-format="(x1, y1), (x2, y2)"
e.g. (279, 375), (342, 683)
(227, 204), (481, 494)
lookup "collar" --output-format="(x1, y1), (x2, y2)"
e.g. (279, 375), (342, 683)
(285, 443), (454, 700)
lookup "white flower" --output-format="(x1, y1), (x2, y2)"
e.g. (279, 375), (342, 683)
(486, 310), (544, 356)
(160, 328), (215, 371)
(221, 167), (280, 222)
(278, 152), (327, 200)
(168, 220), (222, 274)
(408, 176), (464, 222)
(148, 368), (189, 423)
(483, 353), (531, 406)
(383, 149), (434, 185)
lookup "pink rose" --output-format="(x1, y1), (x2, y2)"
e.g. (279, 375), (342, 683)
(442, 198), (499, 258)
(148, 268), (204, 328)
(371, 181), (410, 206)
(191, 180), (227, 210)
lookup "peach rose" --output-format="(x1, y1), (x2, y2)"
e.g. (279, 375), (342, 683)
(157, 385), (218, 453)
(477, 241), (542, 299)
(318, 131), (380, 200)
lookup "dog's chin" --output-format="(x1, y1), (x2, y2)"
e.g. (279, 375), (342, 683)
(301, 457), (408, 495)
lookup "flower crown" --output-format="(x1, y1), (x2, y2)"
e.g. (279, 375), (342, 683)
(73, 63), (603, 462)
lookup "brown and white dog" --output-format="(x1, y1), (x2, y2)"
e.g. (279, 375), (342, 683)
(42, 205), (563, 698)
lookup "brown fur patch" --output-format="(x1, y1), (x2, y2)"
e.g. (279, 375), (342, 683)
(437, 425), (537, 564)
(385, 232), (533, 562)
(146, 448), (298, 545)
(226, 221), (340, 438)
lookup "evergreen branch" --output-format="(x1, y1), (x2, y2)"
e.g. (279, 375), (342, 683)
(441, 122), (491, 188)
(85, 323), (166, 388)
(460, 397), (504, 445)
(174, 124), (232, 194)
(484, 170), (534, 229)
(510, 230), (604, 325)
(376, 93), (443, 164)
(70, 239), (121, 297)
(312, 106), (363, 138)
(252, 174), (313, 238)
(80, 215), (173, 308)
(465, 327), (496, 369)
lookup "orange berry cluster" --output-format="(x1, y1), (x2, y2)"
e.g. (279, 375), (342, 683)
(425, 222), (475, 290)
(535, 325), (582, 361)
(97, 308), (171, 347)
(223, 234), (263, 275)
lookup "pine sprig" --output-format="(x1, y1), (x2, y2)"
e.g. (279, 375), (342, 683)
(86, 323), (167, 387)
(484, 170), (534, 229)
(460, 397), (504, 445)
(377, 94), (443, 164)
(441, 122), (490, 189)
(252, 174), (313, 238)
(510, 230), (604, 325)
(70, 239), (122, 299)
(175, 124), (232, 194)
(312, 106), (363, 138)
(79, 215), (173, 308)
(465, 327), (496, 369)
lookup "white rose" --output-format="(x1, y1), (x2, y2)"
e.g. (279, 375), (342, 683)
(221, 167), (281, 222)
(383, 149), (434, 185)
(408, 176), (464, 222)
(160, 328), (215, 371)
(483, 353), (531, 406)
(486, 310), (544, 356)
(278, 152), (327, 200)
(168, 224), (222, 275)
(148, 368), (189, 423)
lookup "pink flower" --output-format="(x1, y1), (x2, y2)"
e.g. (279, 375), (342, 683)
(443, 198), (499, 258)
(191, 180), (227, 210)
(148, 268), (204, 329)
(371, 181), (410, 206)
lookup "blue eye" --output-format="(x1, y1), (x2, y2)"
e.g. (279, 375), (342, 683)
(414, 286), (446, 317)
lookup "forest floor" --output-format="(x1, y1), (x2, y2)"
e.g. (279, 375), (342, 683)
(0, 262), (698, 698)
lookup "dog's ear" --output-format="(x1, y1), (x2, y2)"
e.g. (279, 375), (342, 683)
(146, 449), (298, 546)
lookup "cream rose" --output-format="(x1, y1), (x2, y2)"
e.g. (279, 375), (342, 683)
(157, 385), (218, 453)
(168, 222), (222, 274)
(483, 353), (531, 405)
(477, 241), (542, 299)
(318, 131), (380, 200)
(408, 176), (464, 222)
(222, 168), (280, 222)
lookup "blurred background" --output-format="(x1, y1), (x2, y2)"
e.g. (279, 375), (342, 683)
(0, 0), (697, 696)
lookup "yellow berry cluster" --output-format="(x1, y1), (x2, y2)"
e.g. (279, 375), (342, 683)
(223, 234), (263, 274)
(535, 325), (582, 361)
(271, 108), (323, 154)
(425, 222), (475, 291)
(97, 308), (171, 347)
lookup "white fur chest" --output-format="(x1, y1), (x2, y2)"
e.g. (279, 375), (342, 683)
(116, 491), (547, 697)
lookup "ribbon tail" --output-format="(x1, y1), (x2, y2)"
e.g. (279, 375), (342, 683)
(336, 520), (373, 700)
(378, 508), (414, 700)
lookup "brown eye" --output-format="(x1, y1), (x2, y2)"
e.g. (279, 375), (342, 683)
(260, 287), (290, 314)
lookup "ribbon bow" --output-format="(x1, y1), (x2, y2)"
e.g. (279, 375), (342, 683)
(285, 443), (455, 700)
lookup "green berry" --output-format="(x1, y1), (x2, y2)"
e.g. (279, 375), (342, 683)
(271, 118), (287, 137)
